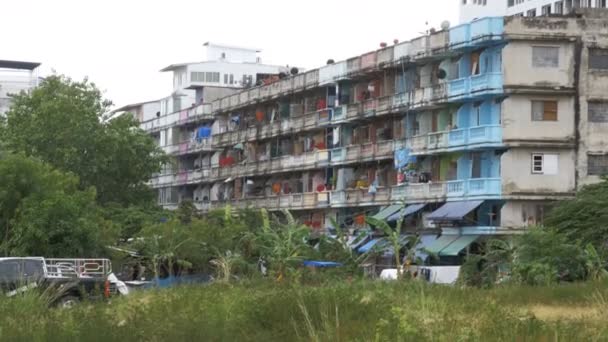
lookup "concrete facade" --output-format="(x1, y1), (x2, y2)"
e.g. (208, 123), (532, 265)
(460, 0), (608, 22)
(126, 11), (608, 263)
(0, 60), (40, 115)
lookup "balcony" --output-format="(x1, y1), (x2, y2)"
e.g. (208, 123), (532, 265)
(446, 178), (501, 198)
(206, 192), (330, 211)
(329, 140), (394, 165)
(330, 187), (391, 207)
(448, 72), (503, 99)
(449, 17), (504, 48)
(390, 182), (447, 202)
(448, 125), (503, 148)
(150, 168), (211, 188)
(470, 17), (504, 43)
(211, 150), (330, 180)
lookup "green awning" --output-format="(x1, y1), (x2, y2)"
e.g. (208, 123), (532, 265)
(425, 235), (459, 254)
(440, 235), (480, 256)
(372, 205), (402, 220)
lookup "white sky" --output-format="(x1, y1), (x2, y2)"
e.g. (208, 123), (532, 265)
(2, 0), (459, 108)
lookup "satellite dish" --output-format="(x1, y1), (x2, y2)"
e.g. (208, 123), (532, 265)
(290, 67), (299, 75)
(326, 59), (335, 65)
(437, 69), (447, 80)
(278, 72), (287, 79)
(441, 20), (451, 30)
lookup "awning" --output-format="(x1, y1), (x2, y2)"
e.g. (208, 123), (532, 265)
(347, 235), (369, 250)
(440, 235), (480, 256)
(358, 238), (383, 253)
(414, 235), (440, 260)
(372, 205), (402, 221)
(387, 204), (426, 222)
(425, 235), (460, 254)
(427, 200), (484, 221)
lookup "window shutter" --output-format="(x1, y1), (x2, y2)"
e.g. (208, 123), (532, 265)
(543, 101), (558, 121)
(543, 154), (559, 175)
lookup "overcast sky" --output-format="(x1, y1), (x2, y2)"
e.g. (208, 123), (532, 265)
(2, 0), (459, 108)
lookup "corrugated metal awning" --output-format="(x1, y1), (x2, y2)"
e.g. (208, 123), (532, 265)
(387, 204), (426, 222)
(372, 205), (402, 221)
(440, 235), (480, 256)
(427, 200), (484, 221)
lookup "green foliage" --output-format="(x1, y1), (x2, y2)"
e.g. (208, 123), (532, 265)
(512, 227), (588, 285)
(2, 74), (166, 206)
(0, 154), (114, 257)
(545, 178), (608, 252)
(1, 281), (608, 341)
(255, 210), (313, 281)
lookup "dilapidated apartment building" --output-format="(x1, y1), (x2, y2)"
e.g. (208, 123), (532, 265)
(129, 10), (608, 260)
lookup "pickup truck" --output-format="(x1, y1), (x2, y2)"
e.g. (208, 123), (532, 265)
(0, 257), (128, 307)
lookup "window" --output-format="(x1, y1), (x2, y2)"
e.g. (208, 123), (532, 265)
(596, 0), (607, 8)
(589, 48), (608, 70)
(588, 154), (608, 175)
(191, 72), (205, 82)
(0, 261), (19, 281)
(533, 46), (559, 67)
(531, 100), (558, 121)
(508, 0), (515, 6)
(229, 74), (234, 84)
(204, 72), (220, 83)
(23, 260), (43, 279)
(513, 12), (524, 16)
(224, 74), (228, 84)
(555, 1), (564, 13)
(542, 4), (552, 14)
(532, 153), (559, 175)
(527, 9), (537, 16)
(588, 101), (608, 122)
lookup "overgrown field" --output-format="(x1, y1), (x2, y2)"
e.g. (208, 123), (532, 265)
(2, 280), (608, 341)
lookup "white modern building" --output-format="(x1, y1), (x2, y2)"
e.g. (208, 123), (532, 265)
(460, 0), (608, 22)
(0, 60), (40, 115)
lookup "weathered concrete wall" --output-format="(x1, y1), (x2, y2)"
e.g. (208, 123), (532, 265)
(502, 40), (575, 88)
(500, 200), (554, 230)
(501, 147), (576, 195)
(502, 95), (575, 143)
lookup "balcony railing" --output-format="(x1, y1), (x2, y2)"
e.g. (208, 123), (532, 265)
(204, 192), (330, 211)
(211, 150), (330, 180)
(175, 178), (501, 211)
(329, 141), (394, 165)
(390, 182), (447, 201)
(139, 103), (212, 132)
(150, 168), (212, 188)
(448, 125), (503, 148)
(448, 72), (503, 99)
(213, 107), (339, 147)
(447, 178), (501, 198)
(449, 17), (504, 47)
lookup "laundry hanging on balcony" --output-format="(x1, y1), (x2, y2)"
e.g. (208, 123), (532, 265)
(196, 126), (211, 142)
(394, 148), (415, 169)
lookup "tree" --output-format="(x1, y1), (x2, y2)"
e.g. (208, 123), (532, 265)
(255, 209), (313, 281)
(0, 154), (114, 257)
(2, 75), (166, 205)
(545, 178), (608, 252)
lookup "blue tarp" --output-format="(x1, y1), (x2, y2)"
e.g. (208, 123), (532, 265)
(302, 261), (343, 268)
(147, 274), (212, 288)
(427, 200), (484, 221)
(387, 204), (426, 222)
(196, 126), (211, 141)
(394, 148), (416, 169)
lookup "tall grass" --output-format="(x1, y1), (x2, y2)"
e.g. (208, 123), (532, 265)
(1, 280), (607, 341)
